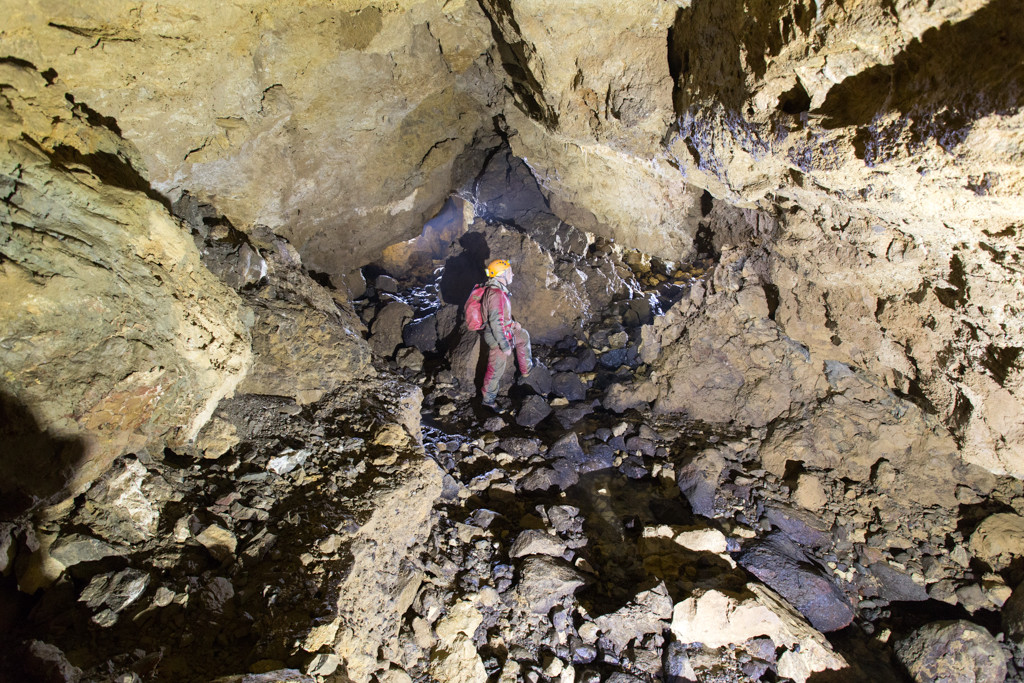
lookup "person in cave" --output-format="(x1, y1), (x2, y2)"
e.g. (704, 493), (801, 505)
(479, 258), (534, 411)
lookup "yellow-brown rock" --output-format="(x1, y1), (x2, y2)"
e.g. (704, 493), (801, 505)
(3, 0), (500, 277)
(0, 64), (251, 512)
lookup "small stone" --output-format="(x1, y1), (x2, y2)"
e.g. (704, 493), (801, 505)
(196, 525), (238, 562)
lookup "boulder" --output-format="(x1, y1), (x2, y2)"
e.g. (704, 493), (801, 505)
(0, 65), (251, 509)
(894, 620), (1006, 683)
(594, 582), (673, 651)
(238, 236), (372, 404)
(552, 372), (588, 401)
(403, 315), (439, 353)
(514, 556), (586, 615)
(969, 513), (1024, 571)
(736, 532), (855, 632)
(677, 449), (728, 518)
(370, 301), (415, 358)
(509, 530), (568, 559)
(516, 395), (552, 428)
(670, 584), (847, 683)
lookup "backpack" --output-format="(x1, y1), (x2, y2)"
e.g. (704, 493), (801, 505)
(464, 284), (489, 331)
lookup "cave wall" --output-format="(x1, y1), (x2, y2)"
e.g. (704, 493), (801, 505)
(477, 0), (1024, 477)
(0, 64), (252, 512)
(2, 0), (502, 277)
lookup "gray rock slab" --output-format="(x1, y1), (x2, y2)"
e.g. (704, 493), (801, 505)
(737, 531), (854, 632)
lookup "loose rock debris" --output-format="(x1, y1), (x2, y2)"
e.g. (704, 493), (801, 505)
(3, 222), (1024, 683)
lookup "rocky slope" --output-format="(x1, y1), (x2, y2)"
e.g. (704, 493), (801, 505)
(3, 1), (1024, 682)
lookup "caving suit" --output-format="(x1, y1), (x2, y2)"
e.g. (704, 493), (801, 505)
(480, 277), (533, 404)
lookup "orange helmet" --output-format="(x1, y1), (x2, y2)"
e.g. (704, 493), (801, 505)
(486, 259), (511, 277)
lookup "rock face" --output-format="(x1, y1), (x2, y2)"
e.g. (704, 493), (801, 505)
(4, 0), (501, 277)
(0, 63), (251, 512)
(236, 228), (374, 404)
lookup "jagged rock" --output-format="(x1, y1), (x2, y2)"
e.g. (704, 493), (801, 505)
(521, 361), (554, 396)
(581, 444), (615, 473)
(594, 582), (673, 652)
(509, 530), (568, 559)
(548, 433), (586, 463)
(306, 654), (340, 678)
(200, 576), (235, 613)
(551, 373), (587, 401)
(371, 301), (415, 358)
(677, 449), (728, 518)
(267, 448), (310, 475)
(737, 532), (855, 632)
(320, 449), (443, 682)
(498, 437), (542, 459)
(75, 459), (161, 546)
(516, 395), (552, 428)
(430, 602), (488, 683)
(78, 568), (150, 621)
(239, 237), (372, 404)
(403, 315), (439, 353)
(48, 534), (122, 568)
(519, 461), (579, 492)
(671, 584), (848, 683)
(969, 513), (1024, 571)
(894, 620), (1007, 683)
(196, 525), (238, 562)
(0, 65), (251, 509)
(193, 417), (241, 459)
(514, 556), (586, 615)
(554, 402), (595, 430)
(863, 562), (929, 603)
(762, 505), (832, 550)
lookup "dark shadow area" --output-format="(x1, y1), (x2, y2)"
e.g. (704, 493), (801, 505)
(25, 135), (172, 213)
(64, 93), (122, 136)
(0, 391), (89, 521)
(816, 0), (1024, 159)
(438, 232), (490, 305)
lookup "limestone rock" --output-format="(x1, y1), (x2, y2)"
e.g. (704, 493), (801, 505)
(371, 301), (415, 359)
(737, 532), (855, 632)
(670, 584), (847, 683)
(78, 568), (150, 623)
(635, 251), (825, 426)
(894, 620), (1007, 683)
(48, 534), (122, 568)
(514, 556), (586, 616)
(23, 641), (83, 683)
(594, 582), (674, 652)
(238, 236), (372, 404)
(324, 452), (444, 682)
(74, 459), (161, 546)
(4, 0), (500, 276)
(509, 529), (567, 559)
(969, 513), (1024, 571)
(196, 525), (238, 562)
(0, 64), (251, 510)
